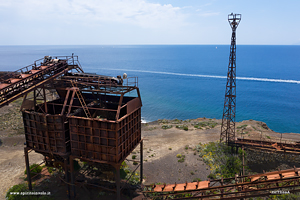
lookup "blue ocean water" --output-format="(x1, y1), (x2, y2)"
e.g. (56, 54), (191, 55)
(0, 45), (300, 133)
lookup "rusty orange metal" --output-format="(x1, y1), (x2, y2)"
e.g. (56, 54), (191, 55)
(143, 167), (300, 199)
(235, 138), (300, 154)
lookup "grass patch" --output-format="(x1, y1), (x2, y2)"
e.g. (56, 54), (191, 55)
(148, 127), (157, 131)
(192, 121), (218, 129)
(176, 125), (188, 131)
(158, 119), (169, 124)
(192, 178), (201, 182)
(177, 155), (185, 163)
(162, 125), (172, 129)
(133, 161), (138, 165)
(194, 125), (202, 129)
(132, 155), (137, 159)
(171, 119), (182, 124)
(237, 125), (247, 129)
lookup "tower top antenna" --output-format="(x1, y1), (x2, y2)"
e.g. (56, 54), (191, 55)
(228, 13), (241, 30)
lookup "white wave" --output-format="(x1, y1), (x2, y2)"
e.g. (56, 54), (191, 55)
(141, 117), (148, 123)
(95, 68), (300, 84)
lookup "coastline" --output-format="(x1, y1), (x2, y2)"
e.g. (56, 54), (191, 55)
(1, 101), (300, 198)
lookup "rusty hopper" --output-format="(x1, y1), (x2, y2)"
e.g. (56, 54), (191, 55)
(64, 75), (142, 165)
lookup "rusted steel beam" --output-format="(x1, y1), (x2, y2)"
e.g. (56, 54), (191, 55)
(0, 64), (75, 108)
(0, 55), (84, 109)
(61, 89), (71, 115)
(70, 155), (76, 199)
(115, 94), (124, 120)
(143, 168), (300, 199)
(235, 138), (300, 154)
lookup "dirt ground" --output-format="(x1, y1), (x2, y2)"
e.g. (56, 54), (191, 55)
(135, 118), (300, 185)
(1, 102), (300, 199)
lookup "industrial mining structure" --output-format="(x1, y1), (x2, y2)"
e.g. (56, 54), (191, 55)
(2, 14), (300, 200)
(0, 55), (143, 200)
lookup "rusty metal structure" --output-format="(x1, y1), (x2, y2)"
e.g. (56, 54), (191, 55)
(235, 138), (300, 154)
(1, 21), (299, 199)
(0, 56), (83, 108)
(143, 167), (300, 199)
(220, 13), (241, 144)
(0, 55), (143, 200)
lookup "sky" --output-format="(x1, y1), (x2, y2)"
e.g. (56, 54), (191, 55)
(0, 0), (299, 45)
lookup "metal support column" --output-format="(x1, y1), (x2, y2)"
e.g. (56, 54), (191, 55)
(242, 145), (245, 178)
(140, 140), (143, 184)
(70, 156), (75, 199)
(64, 158), (70, 199)
(115, 164), (121, 200)
(24, 148), (32, 190)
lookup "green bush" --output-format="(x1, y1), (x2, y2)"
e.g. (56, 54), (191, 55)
(237, 125), (247, 129)
(162, 125), (172, 129)
(193, 121), (218, 128)
(198, 142), (248, 179)
(6, 183), (28, 200)
(132, 155), (137, 159)
(120, 161), (140, 185)
(133, 161), (138, 165)
(6, 183), (53, 200)
(176, 154), (182, 158)
(192, 178), (201, 182)
(73, 160), (81, 171)
(176, 125), (188, 130)
(120, 168), (127, 179)
(46, 166), (55, 174)
(207, 173), (217, 179)
(177, 155), (185, 163)
(24, 164), (42, 178)
(270, 193), (300, 200)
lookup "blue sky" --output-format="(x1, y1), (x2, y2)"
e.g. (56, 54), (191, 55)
(0, 0), (299, 45)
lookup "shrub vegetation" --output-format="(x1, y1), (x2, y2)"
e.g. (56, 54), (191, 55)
(24, 164), (43, 178)
(197, 142), (247, 179)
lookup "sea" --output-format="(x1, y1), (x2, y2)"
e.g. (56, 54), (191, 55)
(0, 45), (300, 134)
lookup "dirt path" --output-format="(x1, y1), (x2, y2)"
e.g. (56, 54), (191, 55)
(0, 135), (43, 199)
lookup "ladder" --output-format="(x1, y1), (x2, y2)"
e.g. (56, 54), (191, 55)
(70, 80), (92, 118)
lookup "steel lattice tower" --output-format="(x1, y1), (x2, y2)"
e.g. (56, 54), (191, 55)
(220, 13), (241, 144)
